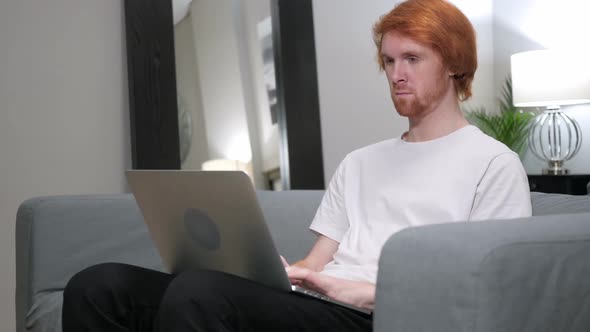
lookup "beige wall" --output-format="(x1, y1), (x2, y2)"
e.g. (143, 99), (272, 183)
(190, 0), (253, 164)
(174, 13), (210, 170)
(0, 0), (130, 330)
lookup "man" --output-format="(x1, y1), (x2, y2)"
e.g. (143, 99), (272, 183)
(62, 0), (531, 331)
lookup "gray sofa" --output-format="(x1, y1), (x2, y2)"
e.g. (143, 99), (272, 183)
(15, 191), (590, 332)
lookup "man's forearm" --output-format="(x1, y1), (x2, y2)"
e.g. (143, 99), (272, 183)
(295, 235), (339, 272)
(291, 259), (324, 272)
(324, 279), (376, 310)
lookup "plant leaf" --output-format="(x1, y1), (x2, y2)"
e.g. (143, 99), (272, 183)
(463, 76), (535, 158)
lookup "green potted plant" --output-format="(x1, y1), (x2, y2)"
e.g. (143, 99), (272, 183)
(464, 77), (535, 158)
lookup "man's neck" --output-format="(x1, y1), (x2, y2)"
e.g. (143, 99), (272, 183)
(403, 100), (469, 142)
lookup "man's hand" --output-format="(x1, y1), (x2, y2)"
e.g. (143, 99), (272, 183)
(286, 264), (376, 310)
(279, 236), (374, 309)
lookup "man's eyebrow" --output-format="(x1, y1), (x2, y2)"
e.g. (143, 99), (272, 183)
(400, 50), (420, 57)
(380, 51), (421, 58)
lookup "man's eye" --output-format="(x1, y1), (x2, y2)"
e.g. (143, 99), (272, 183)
(407, 56), (418, 63)
(383, 57), (394, 65)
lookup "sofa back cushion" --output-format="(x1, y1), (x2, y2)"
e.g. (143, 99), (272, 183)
(531, 192), (590, 216)
(257, 190), (324, 261)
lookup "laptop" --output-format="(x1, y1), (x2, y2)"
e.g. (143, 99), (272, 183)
(126, 170), (372, 315)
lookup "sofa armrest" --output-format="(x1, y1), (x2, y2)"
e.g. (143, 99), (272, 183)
(374, 213), (590, 332)
(15, 194), (163, 332)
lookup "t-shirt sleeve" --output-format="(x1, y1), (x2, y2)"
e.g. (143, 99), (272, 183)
(470, 152), (532, 221)
(309, 156), (350, 243)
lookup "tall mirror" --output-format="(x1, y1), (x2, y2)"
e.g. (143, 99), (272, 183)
(124, 0), (325, 190)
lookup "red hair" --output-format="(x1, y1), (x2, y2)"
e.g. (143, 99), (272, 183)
(373, 0), (477, 101)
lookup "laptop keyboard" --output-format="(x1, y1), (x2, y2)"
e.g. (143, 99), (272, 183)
(295, 286), (332, 302)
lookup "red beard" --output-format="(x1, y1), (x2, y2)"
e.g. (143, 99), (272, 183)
(391, 75), (450, 118)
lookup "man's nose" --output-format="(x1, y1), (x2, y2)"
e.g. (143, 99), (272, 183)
(390, 64), (407, 84)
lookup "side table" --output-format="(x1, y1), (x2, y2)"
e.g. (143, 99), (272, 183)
(527, 175), (590, 195)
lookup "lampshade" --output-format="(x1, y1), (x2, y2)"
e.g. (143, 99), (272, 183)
(172, 0), (193, 25)
(201, 158), (254, 180)
(511, 50), (590, 107)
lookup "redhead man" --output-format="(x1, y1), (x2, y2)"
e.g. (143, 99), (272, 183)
(62, 1), (531, 331)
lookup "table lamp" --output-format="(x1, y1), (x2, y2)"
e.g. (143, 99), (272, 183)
(511, 50), (590, 174)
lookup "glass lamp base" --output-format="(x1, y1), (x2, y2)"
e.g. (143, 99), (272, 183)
(529, 108), (581, 177)
(542, 160), (569, 175)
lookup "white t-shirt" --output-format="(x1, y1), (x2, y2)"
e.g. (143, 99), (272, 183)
(310, 125), (532, 283)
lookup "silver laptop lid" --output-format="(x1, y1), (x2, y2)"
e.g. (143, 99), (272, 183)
(126, 170), (291, 291)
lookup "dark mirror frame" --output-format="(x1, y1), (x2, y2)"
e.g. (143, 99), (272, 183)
(123, 0), (325, 189)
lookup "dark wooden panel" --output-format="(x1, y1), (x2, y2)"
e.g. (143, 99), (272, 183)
(528, 175), (590, 195)
(272, 0), (325, 189)
(124, 0), (180, 169)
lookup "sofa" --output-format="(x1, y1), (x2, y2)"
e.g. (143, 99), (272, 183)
(15, 190), (590, 332)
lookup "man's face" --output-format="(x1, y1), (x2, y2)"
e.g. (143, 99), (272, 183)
(380, 31), (454, 118)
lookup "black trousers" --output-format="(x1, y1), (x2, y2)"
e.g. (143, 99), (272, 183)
(62, 263), (373, 332)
